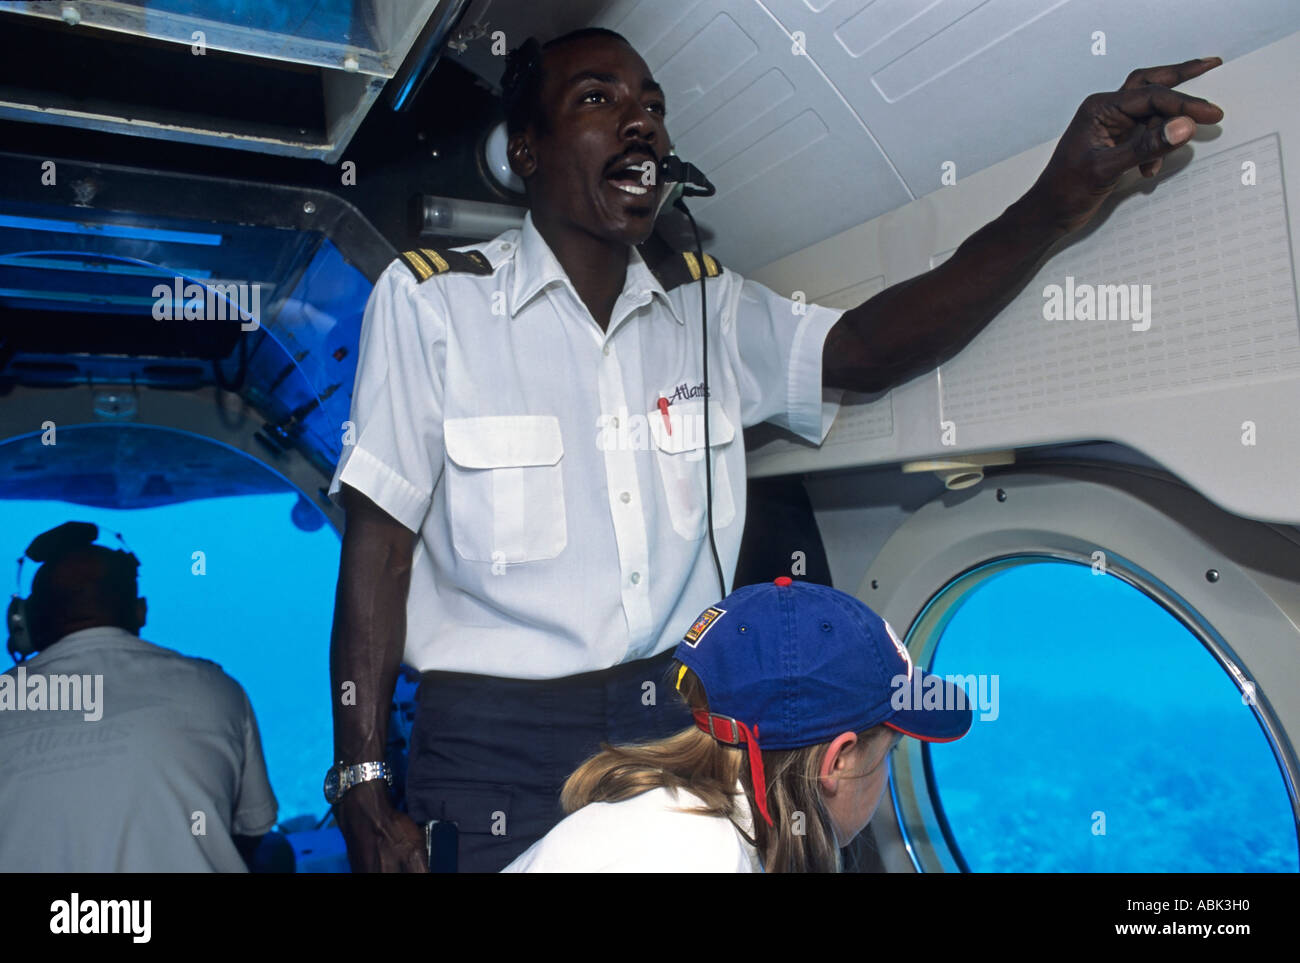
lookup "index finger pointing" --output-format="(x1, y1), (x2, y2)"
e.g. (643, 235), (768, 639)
(1111, 84), (1224, 124)
(1121, 56), (1223, 91)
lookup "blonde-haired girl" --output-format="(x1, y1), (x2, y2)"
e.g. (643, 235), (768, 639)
(504, 577), (972, 872)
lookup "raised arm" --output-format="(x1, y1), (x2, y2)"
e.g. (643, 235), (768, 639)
(329, 483), (427, 872)
(823, 57), (1225, 395)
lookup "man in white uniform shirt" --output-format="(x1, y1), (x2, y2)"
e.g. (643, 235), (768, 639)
(0, 522), (277, 871)
(325, 26), (1223, 871)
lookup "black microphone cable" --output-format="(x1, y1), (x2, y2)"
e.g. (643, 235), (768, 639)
(657, 154), (726, 600)
(672, 194), (727, 603)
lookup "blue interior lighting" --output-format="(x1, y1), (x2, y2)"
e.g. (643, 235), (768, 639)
(0, 214), (223, 246)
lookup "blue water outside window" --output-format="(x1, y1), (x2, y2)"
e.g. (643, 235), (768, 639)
(1, 431), (339, 826)
(913, 559), (1297, 872)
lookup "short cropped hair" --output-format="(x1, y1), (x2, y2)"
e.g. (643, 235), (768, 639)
(27, 545), (139, 645)
(501, 27), (632, 137)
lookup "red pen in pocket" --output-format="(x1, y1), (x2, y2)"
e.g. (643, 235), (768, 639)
(657, 397), (672, 435)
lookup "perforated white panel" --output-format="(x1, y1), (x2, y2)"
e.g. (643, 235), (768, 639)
(821, 391), (897, 445)
(807, 273), (895, 444)
(941, 135), (1299, 426)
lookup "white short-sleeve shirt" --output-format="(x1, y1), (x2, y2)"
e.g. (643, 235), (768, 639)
(500, 783), (761, 873)
(329, 211), (843, 678)
(0, 627), (278, 872)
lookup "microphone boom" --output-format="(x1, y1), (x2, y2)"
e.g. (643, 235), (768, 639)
(659, 155), (716, 197)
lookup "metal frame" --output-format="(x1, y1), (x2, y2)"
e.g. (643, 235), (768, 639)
(0, 150), (396, 282)
(861, 464), (1300, 872)
(0, 384), (344, 532)
(0, 0), (452, 162)
(0, 148), (399, 515)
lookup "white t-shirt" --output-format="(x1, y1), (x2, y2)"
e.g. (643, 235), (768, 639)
(0, 626), (278, 872)
(328, 210), (843, 679)
(502, 783), (761, 872)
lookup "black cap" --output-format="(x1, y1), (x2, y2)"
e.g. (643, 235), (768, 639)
(26, 522), (99, 563)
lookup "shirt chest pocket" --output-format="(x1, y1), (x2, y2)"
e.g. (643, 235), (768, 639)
(649, 399), (737, 540)
(443, 415), (567, 563)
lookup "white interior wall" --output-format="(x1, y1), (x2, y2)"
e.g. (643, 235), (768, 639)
(746, 30), (1300, 527)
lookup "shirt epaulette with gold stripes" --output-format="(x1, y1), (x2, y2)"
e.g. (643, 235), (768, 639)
(397, 247), (494, 282)
(644, 250), (723, 292)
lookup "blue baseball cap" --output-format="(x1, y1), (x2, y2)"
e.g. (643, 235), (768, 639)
(673, 577), (972, 824)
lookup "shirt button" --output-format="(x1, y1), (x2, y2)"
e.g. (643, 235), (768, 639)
(630, 572), (641, 585)
(500, 241), (513, 251)
(602, 345), (611, 356)
(620, 491), (631, 503)
(611, 416), (620, 428)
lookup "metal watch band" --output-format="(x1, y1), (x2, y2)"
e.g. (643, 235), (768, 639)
(324, 760), (392, 804)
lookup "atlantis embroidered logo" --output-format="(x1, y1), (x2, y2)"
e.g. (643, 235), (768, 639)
(683, 606), (726, 647)
(665, 382), (709, 404)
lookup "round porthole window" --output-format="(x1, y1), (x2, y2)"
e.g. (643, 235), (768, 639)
(891, 558), (1297, 872)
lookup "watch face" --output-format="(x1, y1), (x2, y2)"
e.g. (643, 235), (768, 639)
(323, 768), (340, 803)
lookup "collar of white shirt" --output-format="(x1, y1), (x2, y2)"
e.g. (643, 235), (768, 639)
(13, 625), (146, 670)
(508, 210), (685, 326)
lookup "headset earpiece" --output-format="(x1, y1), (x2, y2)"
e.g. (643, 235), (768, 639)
(6, 594), (33, 662)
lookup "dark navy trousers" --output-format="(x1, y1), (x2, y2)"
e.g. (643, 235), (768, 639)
(406, 650), (694, 872)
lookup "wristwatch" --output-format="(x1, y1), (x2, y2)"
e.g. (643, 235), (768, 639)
(323, 761), (393, 805)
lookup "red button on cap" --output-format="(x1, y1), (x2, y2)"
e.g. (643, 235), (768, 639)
(774, 576), (793, 587)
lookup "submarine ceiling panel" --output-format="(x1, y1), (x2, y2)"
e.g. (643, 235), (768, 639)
(447, 0), (1300, 272)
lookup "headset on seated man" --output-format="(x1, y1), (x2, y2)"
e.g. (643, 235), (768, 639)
(6, 521), (140, 663)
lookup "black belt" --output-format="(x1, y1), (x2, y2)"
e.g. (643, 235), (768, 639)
(418, 647), (678, 692)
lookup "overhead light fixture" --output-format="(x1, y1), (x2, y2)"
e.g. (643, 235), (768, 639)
(413, 195), (525, 240)
(93, 390), (138, 420)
